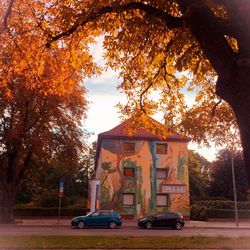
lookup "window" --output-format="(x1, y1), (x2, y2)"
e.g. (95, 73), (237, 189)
(124, 142), (135, 153)
(166, 212), (178, 219)
(124, 167), (135, 178)
(156, 143), (168, 154)
(99, 211), (111, 216)
(123, 193), (134, 206)
(156, 168), (168, 179)
(156, 194), (168, 206)
(155, 212), (165, 218)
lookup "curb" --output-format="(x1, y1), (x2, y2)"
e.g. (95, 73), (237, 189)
(1, 224), (250, 229)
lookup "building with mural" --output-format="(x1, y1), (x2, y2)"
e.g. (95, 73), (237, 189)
(88, 117), (190, 219)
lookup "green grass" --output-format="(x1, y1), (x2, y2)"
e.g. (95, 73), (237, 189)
(1, 236), (250, 249)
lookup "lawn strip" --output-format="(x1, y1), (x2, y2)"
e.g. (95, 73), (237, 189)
(0, 236), (250, 249)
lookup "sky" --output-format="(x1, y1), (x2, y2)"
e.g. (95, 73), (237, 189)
(84, 38), (220, 162)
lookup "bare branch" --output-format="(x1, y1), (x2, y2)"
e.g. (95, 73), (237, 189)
(3, 0), (15, 30)
(139, 81), (153, 114)
(211, 99), (222, 116)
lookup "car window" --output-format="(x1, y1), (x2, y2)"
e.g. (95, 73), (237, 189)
(166, 212), (178, 219)
(99, 211), (111, 216)
(91, 212), (99, 217)
(155, 213), (166, 218)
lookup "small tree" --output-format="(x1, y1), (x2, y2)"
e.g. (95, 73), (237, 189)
(210, 149), (248, 201)
(188, 150), (211, 200)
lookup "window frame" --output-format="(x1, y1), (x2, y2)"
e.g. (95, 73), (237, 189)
(156, 143), (168, 154)
(123, 167), (136, 179)
(156, 168), (169, 179)
(124, 142), (135, 153)
(156, 194), (168, 207)
(122, 193), (135, 206)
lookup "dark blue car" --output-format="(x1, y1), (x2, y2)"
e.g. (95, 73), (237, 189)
(71, 210), (123, 229)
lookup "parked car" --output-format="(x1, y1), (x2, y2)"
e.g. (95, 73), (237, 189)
(138, 211), (184, 230)
(71, 210), (123, 229)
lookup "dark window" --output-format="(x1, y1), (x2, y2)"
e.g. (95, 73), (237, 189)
(99, 211), (111, 216)
(166, 212), (178, 219)
(156, 168), (169, 179)
(124, 167), (135, 178)
(156, 143), (168, 154)
(156, 194), (168, 206)
(155, 212), (166, 218)
(124, 142), (135, 153)
(123, 193), (134, 206)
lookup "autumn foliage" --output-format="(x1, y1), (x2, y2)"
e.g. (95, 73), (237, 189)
(0, 0), (99, 223)
(1, 0), (250, 221)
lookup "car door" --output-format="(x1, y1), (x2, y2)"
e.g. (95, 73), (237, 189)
(85, 211), (100, 226)
(165, 212), (178, 227)
(98, 211), (112, 226)
(152, 213), (166, 227)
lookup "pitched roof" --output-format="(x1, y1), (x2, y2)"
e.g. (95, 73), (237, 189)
(95, 117), (189, 170)
(98, 117), (189, 142)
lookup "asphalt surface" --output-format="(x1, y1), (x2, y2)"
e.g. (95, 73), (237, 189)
(1, 218), (250, 238)
(1, 225), (250, 237)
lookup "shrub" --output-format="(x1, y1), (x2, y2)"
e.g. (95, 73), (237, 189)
(190, 204), (207, 221)
(0, 207), (89, 217)
(207, 209), (250, 219)
(192, 200), (250, 210)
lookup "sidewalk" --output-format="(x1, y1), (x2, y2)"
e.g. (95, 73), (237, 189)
(2, 218), (250, 229)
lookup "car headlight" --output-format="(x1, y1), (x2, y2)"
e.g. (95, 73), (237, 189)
(139, 218), (147, 222)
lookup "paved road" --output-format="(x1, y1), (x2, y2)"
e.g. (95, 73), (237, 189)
(1, 226), (250, 237)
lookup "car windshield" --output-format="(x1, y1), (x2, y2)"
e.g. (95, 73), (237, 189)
(86, 211), (95, 217)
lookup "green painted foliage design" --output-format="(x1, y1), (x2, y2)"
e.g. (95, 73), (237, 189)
(177, 153), (187, 181)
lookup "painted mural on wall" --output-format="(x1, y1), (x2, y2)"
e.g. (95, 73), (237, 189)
(95, 138), (190, 217)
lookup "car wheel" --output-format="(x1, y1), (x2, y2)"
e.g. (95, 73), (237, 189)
(77, 221), (86, 229)
(174, 222), (183, 230)
(109, 221), (117, 229)
(145, 221), (153, 229)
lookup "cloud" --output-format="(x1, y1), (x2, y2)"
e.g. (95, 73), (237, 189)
(85, 70), (122, 95)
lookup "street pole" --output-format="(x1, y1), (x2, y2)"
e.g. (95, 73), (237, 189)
(58, 194), (62, 225)
(231, 152), (239, 227)
(58, 181), (64, 225)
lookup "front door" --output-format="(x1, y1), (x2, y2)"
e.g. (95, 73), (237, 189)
(85, 211), (100, 226)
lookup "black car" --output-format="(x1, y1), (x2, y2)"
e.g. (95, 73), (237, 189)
(138, 211), (184, 230)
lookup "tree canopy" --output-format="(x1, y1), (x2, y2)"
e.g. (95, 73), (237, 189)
(1, 0), (250, 222)
(188, 150), (211, 199)
(34, 0), (249, 189)
(210, 149), (248, 201)
(0, 0), (100, 222)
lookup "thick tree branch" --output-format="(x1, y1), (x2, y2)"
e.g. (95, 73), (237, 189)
(211, 99), (222, 116)
(139, 82), (153, 114)
(46, 2), (184, 47)
(3, 0), (15, 30)
(188, 7), (236, 80)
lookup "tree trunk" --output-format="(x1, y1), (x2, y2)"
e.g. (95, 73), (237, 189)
(232, 103), (250, 193)
(0, 184), (15, 223)
(217, 66), (250, 193)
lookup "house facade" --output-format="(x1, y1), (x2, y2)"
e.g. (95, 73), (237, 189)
(88, 118), (190, 218)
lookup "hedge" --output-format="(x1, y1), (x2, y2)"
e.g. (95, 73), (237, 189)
(190, 204), (207, 221)
(207, 209), (250, 219)
(192, 200), (250, 210)
(0, 207), (89, 217)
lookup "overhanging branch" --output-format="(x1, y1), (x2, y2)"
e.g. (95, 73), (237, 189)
(46, 2), (184, 47)
(3, 0), (15, 30)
